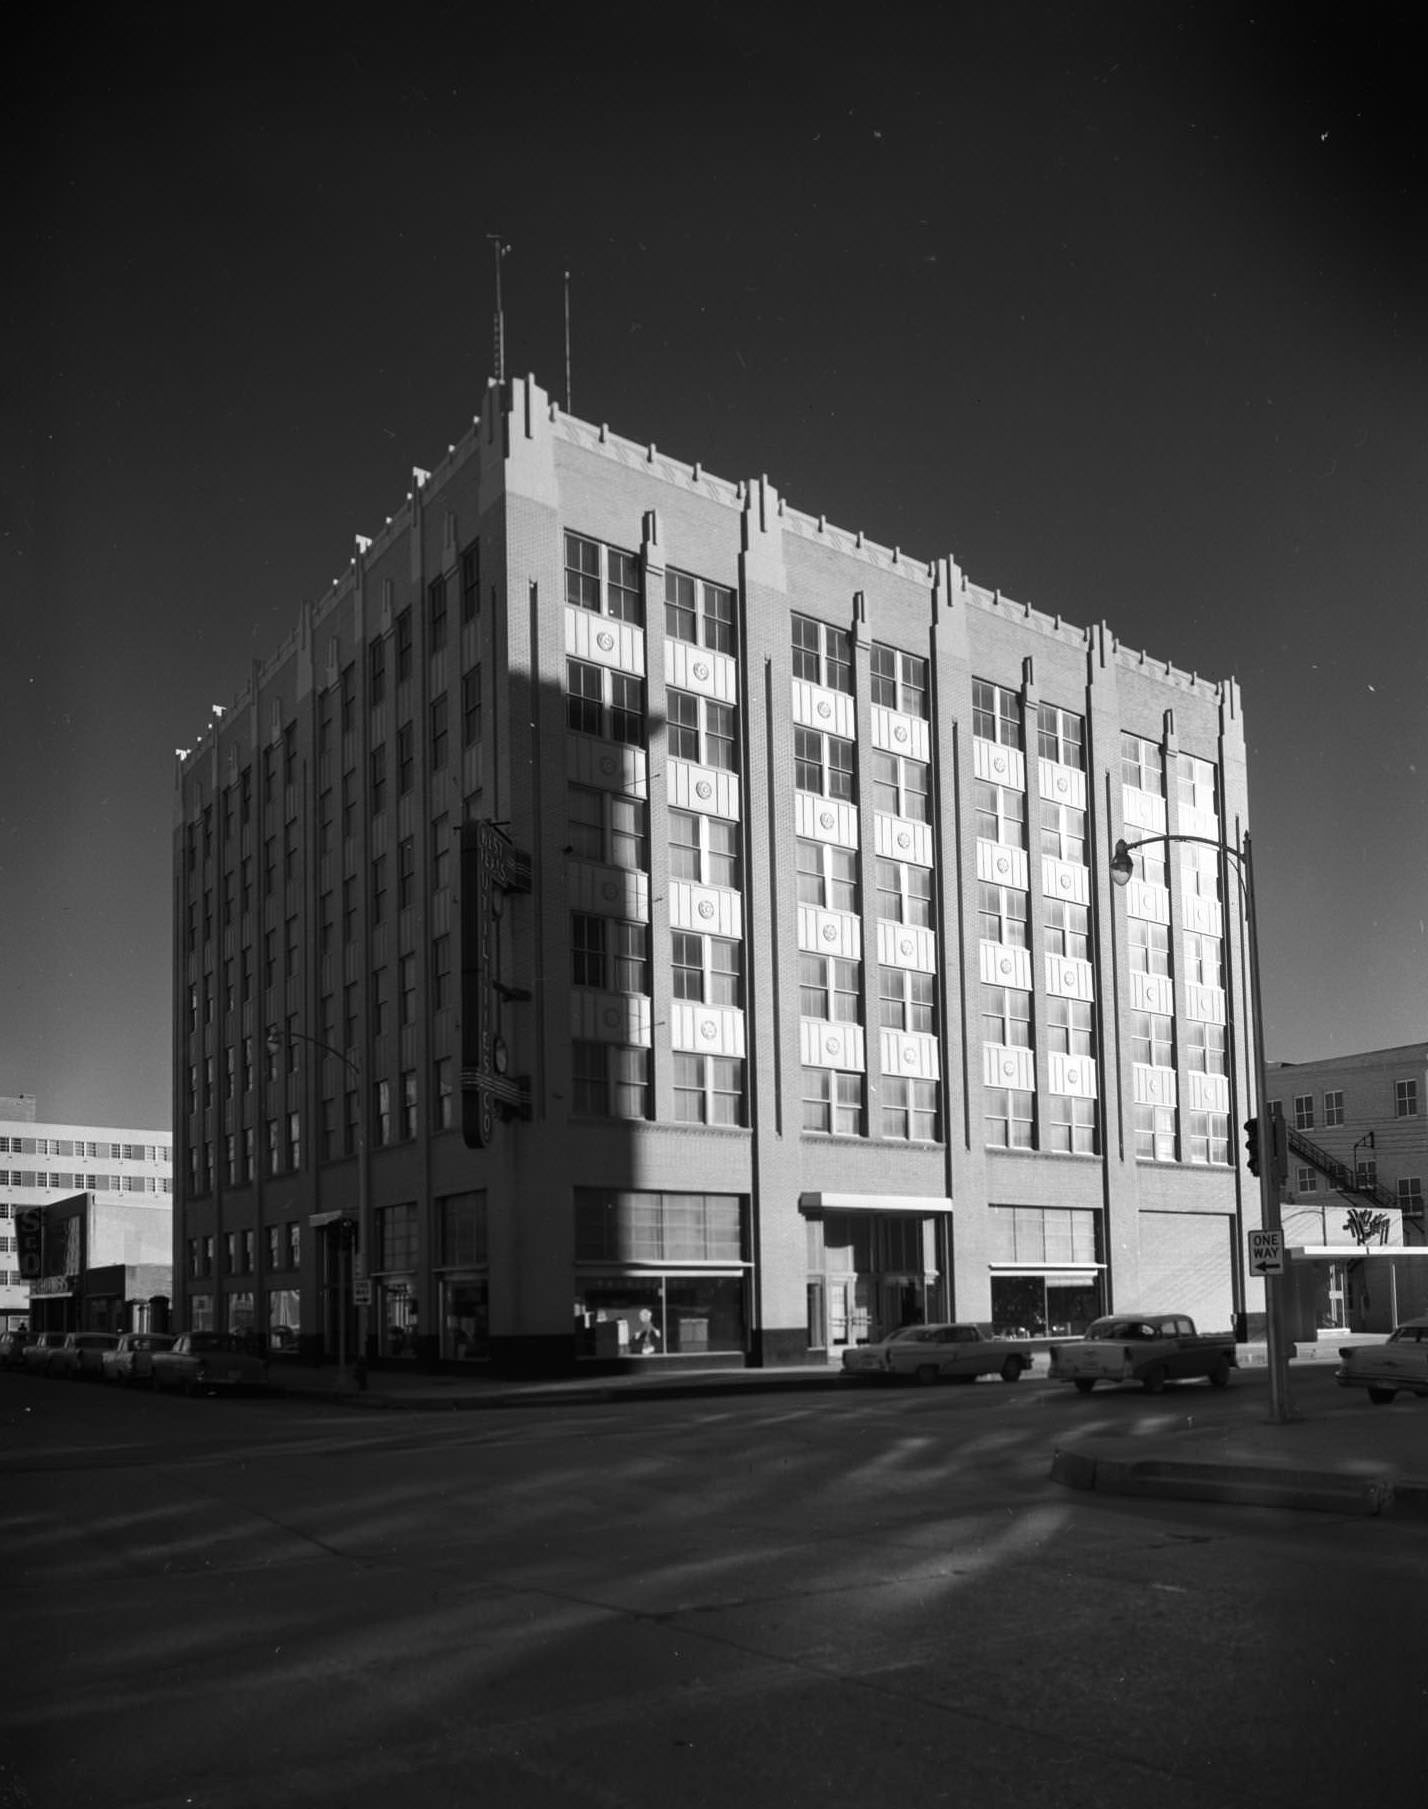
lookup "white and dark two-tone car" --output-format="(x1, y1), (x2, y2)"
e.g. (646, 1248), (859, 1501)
(1336, 1317), (1428, 1405)
(842, 1322), (1033, 1386)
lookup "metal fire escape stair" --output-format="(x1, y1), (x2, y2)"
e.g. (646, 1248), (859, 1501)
(1283, 1124), (1403, 1216)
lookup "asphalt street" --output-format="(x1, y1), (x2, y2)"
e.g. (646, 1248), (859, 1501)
(2, 1368), (1422, 1809)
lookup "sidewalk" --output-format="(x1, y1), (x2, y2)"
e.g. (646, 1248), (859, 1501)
(265, 1341), (1428, 1520)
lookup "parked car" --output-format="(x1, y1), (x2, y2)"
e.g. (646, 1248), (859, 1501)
(842, 1322), (1034, 1385)
(0, 1330), (38, 1368)
(101, 1332), (176, 1386)
(1336, 1318), (1428, 1404)
(1048, 1313), (1237, 1394)
(49, 1332), (121, 1379)
(22, 1331), (70, 1375)
(150, 1332), (269, 1395)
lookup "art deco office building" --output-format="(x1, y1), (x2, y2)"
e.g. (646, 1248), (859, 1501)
(172, 375), (1265, 1371)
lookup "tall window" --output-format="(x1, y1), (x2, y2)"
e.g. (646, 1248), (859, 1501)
(1324, 1090), (1344, 1127)
(1396, 1079), (1419, 1118)
(567, 786), (647, 870)
(1121, 732), (1164, 794)
(797, 839), (858, 913)
(1040, 799), (1085, 865)
(670, 810), (740, 889)
(665, 570), (735, 653)
(879, 966), (936, 1034)
(430, 696), (449, 771)
(1128, 918), (1170, 977)
(983, 985), (1031, 1048)
(799, 954), (861, 1023)
(1044, 898), (1090, 962)
(673, 1055), (744, 1126)
(871, 752), (930, 822)
(803, 1068), (863, 1135)
(870, 644), (928, 717)
(565, 532), (642, 625)
(460, 542), (480, 622)
(972, 680), (1021, 748)
(461, 669), (481, 746)
(427, 575), (448, 652)
(667, 690), (738, 770)
(1131, 1012), (1174, 1070)
(979, 882), (1027, 947)
(1047, 996), (1094, 1056)
(1047, 1096), (1097, 1155)
(1293, 1094), (1314, 1131)
(985, 1088), (1034, 1149)
(566, 659), (645, 745)
(794, 729), (855, 800)
(1037, 703), (1085, 770)
(672, 934), (742, 1006)
(791, 616), (853, 692)
(876, 859), (933, 927)
(571, 915), (649, 993)
(395, 610), (412, 685)
(883, 1078), (939, 1142)
(974, 781), (1025, 848)
(572, 1043), (651, 1119)
(1183, 1019), (1226, 1075)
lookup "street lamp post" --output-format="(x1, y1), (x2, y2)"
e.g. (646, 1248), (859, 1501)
(1111, 832), (1293, 1425)
(266, 1025), (368, 1392)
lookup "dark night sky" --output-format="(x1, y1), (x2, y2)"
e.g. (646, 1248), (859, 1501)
(5, 1), (1425, 1128)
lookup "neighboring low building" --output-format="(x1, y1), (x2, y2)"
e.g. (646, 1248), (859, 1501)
(1267, 1045), (1428, 1335)
(0, 1095), (173, 1333)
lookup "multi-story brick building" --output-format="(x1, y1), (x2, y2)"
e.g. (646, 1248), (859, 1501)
(0, 1094), (173, 1334)
(171, 374), (1267, 1373)
(1266, 1045), (1428, 1336)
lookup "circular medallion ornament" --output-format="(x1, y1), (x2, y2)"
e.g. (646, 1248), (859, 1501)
(1066, 1066), (1080, 1089)
(825, 1036), (840, 1055)
(596, 630), (615, 652)
(698, 899), (716, 920)
(897, 831), (911, 849)
(998, 957), (1013, 975)
(995, 856), (1010, 876)
(695, 780), (713, 800)
(599, 754), (617, 775)
(900, 938), (914, 957)
(602, 881), (618, 900)
(1063, 965), (1076, 988)
(603, 1008), (620, 1029)
(700, 1019), (718, 1041)
(903, 1044), (917, 1064)
(1056, 774), (1068, 793)
(822, 922), (838, 942)
(894, 725), (908, 743)
(1060, 872), (1072, 890)
(819, 810), (835, 830)
(692, 660), (710, 682)
(817, 700), (832, 718)
(992, 753), (1006, 775)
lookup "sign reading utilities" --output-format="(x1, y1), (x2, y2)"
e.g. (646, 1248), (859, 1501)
(1249, 1230), (1285, 1275)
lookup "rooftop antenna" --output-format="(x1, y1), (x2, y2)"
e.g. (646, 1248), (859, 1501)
(564, 268), (573, 414)
(487, 235), (509, 382)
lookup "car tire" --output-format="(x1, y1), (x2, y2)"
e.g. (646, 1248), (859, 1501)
(1368, 1386), (1396, 1405)
(1073, 1378), (1095, 1395)
(1000, 1358), (1023, 1383)
(1208, 1358), (1231, 1389)
(914, 1364), (939, 1386)
(1142, 1364), (1168, 1395)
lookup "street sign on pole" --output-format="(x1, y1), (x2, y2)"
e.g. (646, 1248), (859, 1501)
(351, 1278), (372, 1307)
(1249, 1230), (1284, 1275)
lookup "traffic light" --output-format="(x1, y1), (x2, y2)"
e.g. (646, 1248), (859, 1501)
(1271, 1106), (1288, 1185)
(1245, 1117), (1261, 1177)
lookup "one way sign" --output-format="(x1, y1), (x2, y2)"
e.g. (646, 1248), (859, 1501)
(1249, 1230), (1284, 1275)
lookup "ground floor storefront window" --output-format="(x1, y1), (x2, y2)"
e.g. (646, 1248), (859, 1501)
(989, 1272), (1102, 1337)
(376, 1276), (420, 1358)
(189, 1293), (214, 1331)
(986, 1205), (1102, 1335)
(574, 1273), (747, 1356)
(439, 1275), (489, 1360)
(267, 1286), (301, 1352)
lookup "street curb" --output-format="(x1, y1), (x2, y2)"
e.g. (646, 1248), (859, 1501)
(1050, 1445), (1428, 1519)
(269, 1371), (850, 1412)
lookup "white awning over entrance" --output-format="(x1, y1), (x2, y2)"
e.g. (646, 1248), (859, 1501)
(799, 1192), (953, 1214)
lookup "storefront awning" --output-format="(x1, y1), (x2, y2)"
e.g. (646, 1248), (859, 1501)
(989, 1264), (1104, 1282)
(799, 1192), (953, 1214)
(1289, 1246), (1428, 1260)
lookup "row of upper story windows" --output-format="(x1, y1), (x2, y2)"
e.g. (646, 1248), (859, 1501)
(1282, 1081), (1421, 1129)
(0, 1173), (172, 1193)
(0, 1136), (170, 1160)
